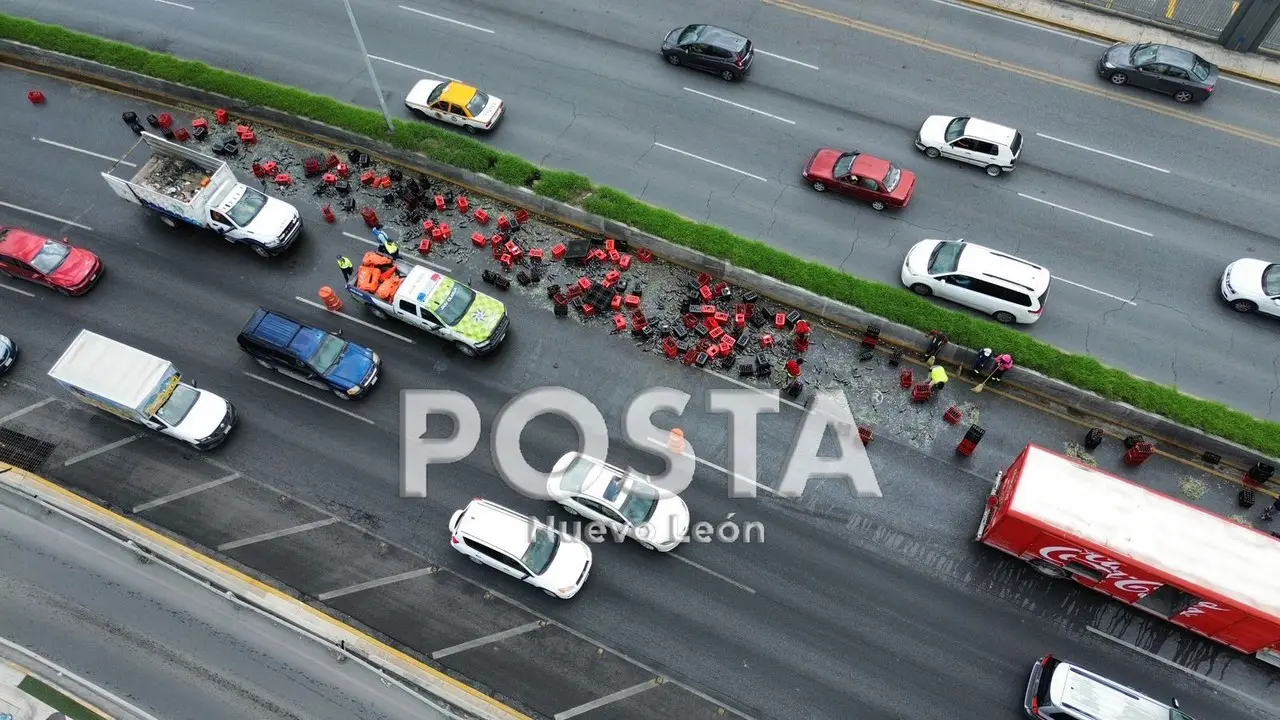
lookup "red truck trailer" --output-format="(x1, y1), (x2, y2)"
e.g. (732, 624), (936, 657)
(977, 444), (1280, 668)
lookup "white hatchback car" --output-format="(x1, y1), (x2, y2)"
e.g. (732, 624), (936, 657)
(547, 452), (690, 552)
(1220, 258), (1280, 316)
(916, 115), (1023, 177)
(901, 239), (1051, 324)
(449, 498), (592, 599)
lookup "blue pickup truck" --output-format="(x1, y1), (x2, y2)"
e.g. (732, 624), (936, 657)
(237, 308), (380, 399)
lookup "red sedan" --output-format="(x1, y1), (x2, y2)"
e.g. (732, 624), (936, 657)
(0, 227), (102, 295)
(802, 148), (916, 210)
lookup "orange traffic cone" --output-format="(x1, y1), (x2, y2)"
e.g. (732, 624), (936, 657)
(319, 286), (343, 312)
(668, 428), (685, 454)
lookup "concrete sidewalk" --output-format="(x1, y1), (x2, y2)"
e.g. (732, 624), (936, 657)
(963, 0), (1280, 86)
(0, 659), (107, 720)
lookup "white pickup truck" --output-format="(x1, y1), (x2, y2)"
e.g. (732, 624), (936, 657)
(102, 132), (302, 257)
(346, 262), (509, 356)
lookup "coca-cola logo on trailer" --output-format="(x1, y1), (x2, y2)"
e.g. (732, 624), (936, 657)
(1037, 546), (1163, 598)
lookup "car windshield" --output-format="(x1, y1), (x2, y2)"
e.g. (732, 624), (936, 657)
(436, 283), (477, 326)
(1262, 264), (1280, 295)
(833, 154), (856, 179)
(1130, 43), (1158, 66)
(466, 91), (490, 117)
(307, 335), (347, 374)
(155, 384), (199, 426)
(678, 24), (704, 44)
(927, 241), (965, 274)
(618, 481), (660, 524)
(29, 239), (71, 275)
(884, 166), (902, 193)
(944, 117), (968, 143)
(1190, 59), (1211, 82)
(521, 527), (560, 575)
(227, 187), (268, 226)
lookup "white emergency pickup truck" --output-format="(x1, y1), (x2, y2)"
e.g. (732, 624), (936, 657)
(48, 330), (236, 450)
(346, 263), (509, 356)
(102, 132), (302, 257)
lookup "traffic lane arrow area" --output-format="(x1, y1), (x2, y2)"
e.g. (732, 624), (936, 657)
(10, 5), (1280, 422)
(0, 484), (450, 720)
(0, 72), (1276, 717)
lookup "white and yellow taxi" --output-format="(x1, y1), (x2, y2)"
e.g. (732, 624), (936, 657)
(404, 79), (504, 134)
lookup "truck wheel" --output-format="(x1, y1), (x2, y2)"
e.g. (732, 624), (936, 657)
(1029, 560), (1068, 579)
(160, 215), (177, 228)
(333, 389), (351, 401)
(253, 245), (271, 258)
(455, 342), (478, 357)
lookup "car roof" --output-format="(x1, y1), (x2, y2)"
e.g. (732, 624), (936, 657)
(439, 81), (478, 107)
(567, 454), (639, 510)
(956, 243), (1050, 293)
(243, 309), (326, 361)
(962, 117), (1017, 145)
(1154, 44), (1199, 69)
(1051, 662), (1175, 720)
(0, 227), (48, 260)
(457, 499), (537, 552)
(693, 24), (748, 50)
(850, 153), (891, 180)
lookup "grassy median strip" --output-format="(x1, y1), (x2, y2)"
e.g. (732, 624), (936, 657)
(3, 13), (1278, 457)
(18, 675), (103, 720)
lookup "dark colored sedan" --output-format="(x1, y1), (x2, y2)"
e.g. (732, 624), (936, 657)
(661, 24), (753, 82)
(1097, 42), (1218, 103)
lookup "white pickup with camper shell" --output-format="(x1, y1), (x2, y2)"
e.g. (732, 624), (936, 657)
(48, 330), (236, 450)
(102, 132), (302, 257)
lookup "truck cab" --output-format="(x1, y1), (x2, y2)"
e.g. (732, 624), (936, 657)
(206, 184), (301, 255)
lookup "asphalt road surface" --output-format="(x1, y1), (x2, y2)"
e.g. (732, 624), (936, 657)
(1, 68), (1276, 720)
(0, 471), (455, 720)
(8, 0), (1280, 421)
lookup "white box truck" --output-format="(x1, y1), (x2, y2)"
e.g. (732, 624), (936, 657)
(102, 132), (302, 257)
(48, 330), (236, 450)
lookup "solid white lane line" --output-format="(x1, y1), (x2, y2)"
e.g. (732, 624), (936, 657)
(754, 50), (819, 69)
(1085, 627), (1271, 710)
(653, 143), (769, 182)
(555, 680), (662, 720)
(153, 0), (194, 9)
(645, 436), (779, 497)
(35, 137), (137, 167)
(241, 372), (377, 425)
(431, 621), (543, 660)
(63, 435), (143, 466)
(1035, 133), (1169, 173)
(1222, 75), (1280, 97)
(669, 553), (757, 594)
(293, 296), (415, 344)
(317, 567), (437, 601)
(0, 201), (92, 231)
(1053, 276), (1137, 306)
(132, 473), (240, 513)
(399, 5), (495, 33)
(1017, 193), (1153, 237)
(368, 55), (453, 81)
(218, 518), (339, 551)
(924, 0), (1107, 44)
(342, 232), (451, 272)
(683, 87), (796, 124)
(0, 283), (35, 298)
(0, 398), (56, 426)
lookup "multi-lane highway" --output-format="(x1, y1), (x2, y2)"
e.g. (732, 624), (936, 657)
(0, 468), (454, 720)
(7, 0), (1280, 420)
(1, 66), (1277, 719)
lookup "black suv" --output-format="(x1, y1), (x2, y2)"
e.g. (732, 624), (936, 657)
(662, 24), (754, 82)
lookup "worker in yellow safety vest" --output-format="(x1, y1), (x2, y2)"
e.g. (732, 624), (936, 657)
(336, 255), (354, 283)
(929, 364), (949, 392)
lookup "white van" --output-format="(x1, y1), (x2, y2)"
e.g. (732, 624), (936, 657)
(1024, 655), (1194, 719)
(901, 239), (1051, 324)
(916, 115), (1023, 177)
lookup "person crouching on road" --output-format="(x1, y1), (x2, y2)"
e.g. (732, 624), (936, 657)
(373, 227), (399, 260)
(929, 364), (949, 392)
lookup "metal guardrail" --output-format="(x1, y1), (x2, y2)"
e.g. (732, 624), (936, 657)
(1262, 8), (1280, 50)
(1067, 0), (1236, 37)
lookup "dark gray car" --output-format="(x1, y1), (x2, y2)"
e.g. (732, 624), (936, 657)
(1097, 42), (1218, 103)
(661, 24), (754, 82)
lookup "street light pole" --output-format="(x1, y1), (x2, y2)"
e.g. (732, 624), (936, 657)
(342, 0), (395, 133)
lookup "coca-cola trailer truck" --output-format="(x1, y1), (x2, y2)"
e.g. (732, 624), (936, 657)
(977, 444), (1280, 668)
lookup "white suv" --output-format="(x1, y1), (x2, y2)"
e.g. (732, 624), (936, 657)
(901, 239), (1051, 324)
(916, 115), (1023, 177)
(449, 498), (593, 599)
(1024, 654), (1194, 719)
